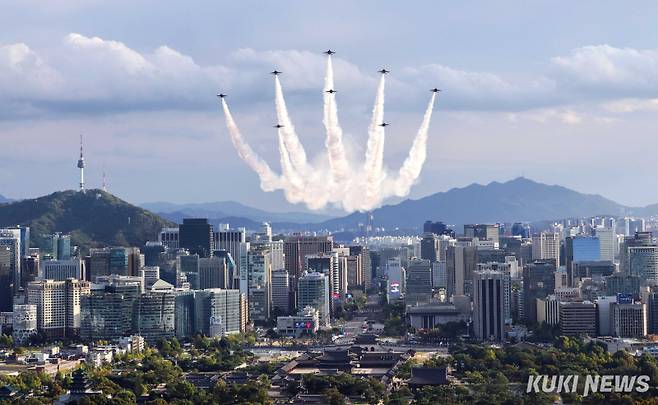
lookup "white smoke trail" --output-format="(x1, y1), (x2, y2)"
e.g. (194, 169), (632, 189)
(392, 93), (438, 197)
(274, 76), (309, 174)
(219, 98), (283, 192)
(275, 126), (305, 204)
(362, 74), (386, 211)
(323, 56), (351, 195)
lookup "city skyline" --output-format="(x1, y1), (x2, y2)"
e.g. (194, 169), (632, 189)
(5, 2), (658, 212)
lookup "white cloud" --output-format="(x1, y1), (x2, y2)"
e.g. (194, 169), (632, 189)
(552, 45), (658, 96)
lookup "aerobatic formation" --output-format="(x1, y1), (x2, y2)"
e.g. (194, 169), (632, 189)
(217, 50), (440, 212)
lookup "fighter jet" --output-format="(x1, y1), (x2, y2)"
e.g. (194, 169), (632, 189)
(325, 89), (337, 94)
(273, 124), (285, 129)
(270, 70), (282, 75)
(378, 69), (390, 74)
(379, 122), (390, 127)
(216, 93), (227, 98)
(324, 50), (336, 55)
(430, 88), (442, 93)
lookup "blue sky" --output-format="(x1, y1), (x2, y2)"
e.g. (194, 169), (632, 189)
(3, 1), (658, 212)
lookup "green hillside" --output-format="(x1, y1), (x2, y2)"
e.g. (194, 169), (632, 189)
(0, 189), (174, 249)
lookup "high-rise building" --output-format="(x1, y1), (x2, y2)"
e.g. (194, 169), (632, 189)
(42, 259), (83, 280)
(405, 259), (433, 305)
(27, 279), (90, 338)
(271, 269), (291, 314)
(198, 257), (228, 290)
(179, 218), (214, 258)
(473, 270), (509, 341)
(80, 277), (142, 341)
(0, 228), (21, 311)
(619, 232), (653, 274)
(193, 288), (245, 337)
(536, 295), (560, 325)
(558, 301), (597, 336)
(284, 235), (333, 283)
(446, 244), (477, 297)
(423, 221), (454, 237)
(605, 274), (642, 297)
(297, 272), (330, 327)
(611, 300), (647, 338)
(594, 226), (616, 262)
(464, 224), (500, 245)
(246, 248), (272, 322)
(88, 248), (111, 281)
(523, 261), (556, 323)
(628, 245), (658, 285)
(214, 226), (246, 285)
(134, 291), (175, 344)
(349, 245), (372, 289)
(143, 242), (165, 267)
(648, 289), (658, 334)
(12, 303), (37, 345)
(532, 232), (560, 265)
(420, 233), (440, 262)
(596, 296), (617, 336)
(159, 228), (179, 250)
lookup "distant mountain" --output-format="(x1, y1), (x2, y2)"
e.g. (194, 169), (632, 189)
(320, 177), (634, 231)
(0, 190), (174, 249)
(141, 200), (335, 224)
(0, 194), (12, 204)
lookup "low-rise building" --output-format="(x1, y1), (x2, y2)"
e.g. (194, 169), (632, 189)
(277, 306), (319, 338)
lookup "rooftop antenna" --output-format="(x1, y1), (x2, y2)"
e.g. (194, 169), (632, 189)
(77, 134), (85, 193)
(102, 168), (107, 192)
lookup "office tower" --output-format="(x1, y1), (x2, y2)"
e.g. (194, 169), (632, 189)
(198, 256), (228, 290)
(554, 267), (569, 289)
(423, 221), (453, 236)
(523, 261), (556, 323)
(214, 226), (246, 283)
(12, 304), (37, 345)
(420, 233), (440, 262)
(20, 254), (39, 288)
(246, 248), (271, 322)
(473, 270), (509, 341)
(385, 258), (405, 302)
(572, 236), (601, 262)
(179, 218), (214, 257)
(134, 291), (175, 344)
(611, 299), (647, 338)
(619, 232), (653, 274)
(446, 244), (477, 297)
(558, 301), (597, 336)
(159, 227), (179, 250)
(464, 224), (500, 245)
(0, 247), (12, 313)
(605, 274), (642, 297)
(193, 288), (245, 337)
(349, 245), (372, 289)
(88, 248), (111, 281)
(648, 289), (658, 334)
(0, 228), (21, 311)
(80, 277), (142, 341)
(81, 289), (133, 341)
(57, 235), (72, 260)
(620, 218), (646, 236)
(178, 254), (199, 289)
(298, 272), (330, 327)
(306, 253), (340, 300)
(431, 261), (447, 289)
(140, 266), (160, 289)
(594, 226), (616, 262)
(405, 259), (433, 305)
(346, 254), (364, 290)
(174, 290), (196, 339)
(511, 223), (530, 238)
(284, 235), (333, 283)
(213, 250), (237, 288)
(536, 295), (560, 325)
(271, 269), (291, 314)
(42, 259), (83, 280)
(628, 245), (658, 285)
(571, 261), (615, 281)
(531, 232), (560, 264)
(596, 296), (616, 336)
(27, 279), (90, 338)
(143, 242), (165, 267)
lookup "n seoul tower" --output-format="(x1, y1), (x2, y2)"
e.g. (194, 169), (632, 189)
(77, 134), (85, 193)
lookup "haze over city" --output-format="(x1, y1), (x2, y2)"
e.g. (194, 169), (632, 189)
(4, 1), (658, 211)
